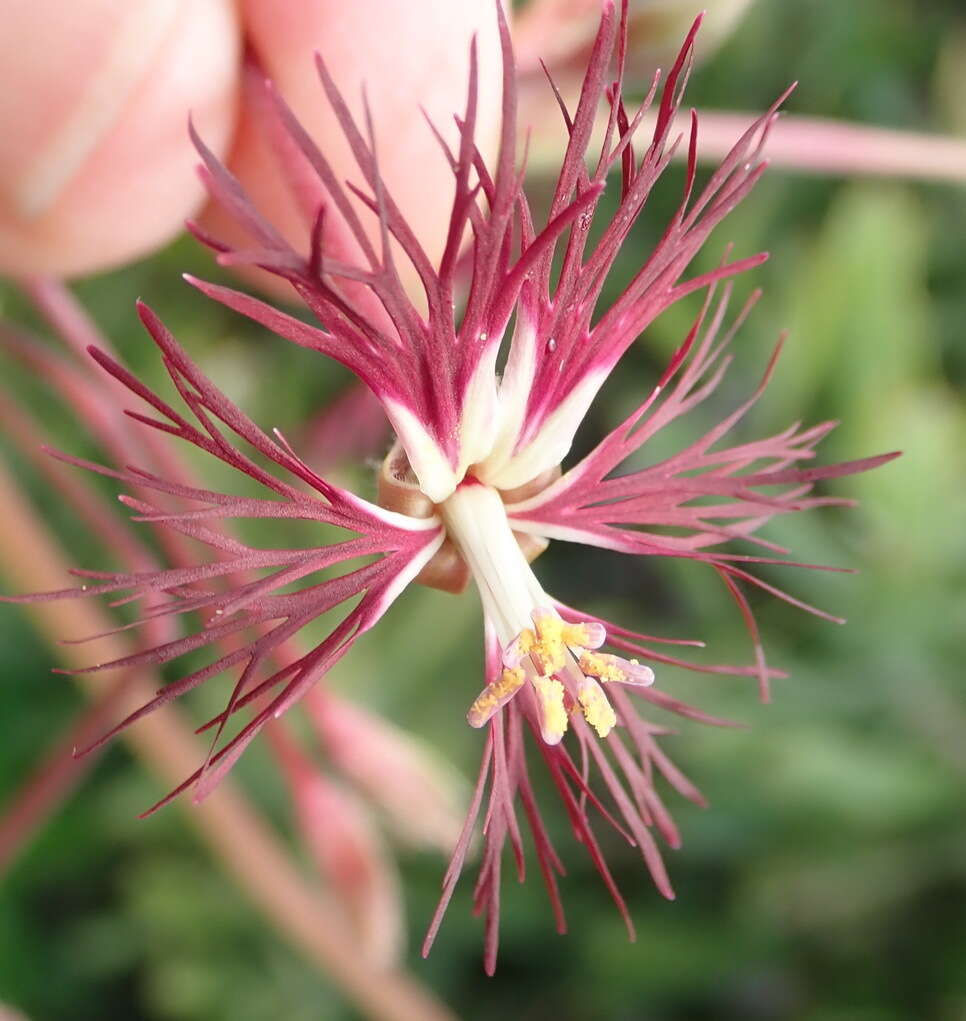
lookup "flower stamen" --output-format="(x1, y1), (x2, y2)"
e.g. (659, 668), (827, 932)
(579, 651), (656, 688)
(466, 666), (526, 728)
(532, 675), (568, 744)
(490, 608), (652, 742)
(576, 677), (617, 738)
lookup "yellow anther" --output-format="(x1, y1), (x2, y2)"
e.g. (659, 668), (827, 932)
(530, 633), (566, 675)
(578, 680), (617, 738)
(467, 667), (525, 728)
(532, 675), (568, 744)
(579, 651), (655, 688)
(503, 628), (535, 668)
(466, 690), (499, 726)
(532, 610), (564, 641)
(507, 612), (606, 676)
(579, 650), (628, 684)
(526, 610), (569, 674)
(494, 666), (526, 698)
(560, 621), (606, 649)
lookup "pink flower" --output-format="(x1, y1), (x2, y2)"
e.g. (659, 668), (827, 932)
(8, 3), (897, 972)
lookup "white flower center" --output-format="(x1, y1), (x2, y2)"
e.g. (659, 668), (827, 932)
(440, 480), (655, 744)
(439, 481), (540, 644)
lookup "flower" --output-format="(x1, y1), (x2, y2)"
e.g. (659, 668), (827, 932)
(7, 2), (897, 973)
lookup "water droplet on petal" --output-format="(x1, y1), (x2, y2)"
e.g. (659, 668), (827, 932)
(546, 337), (557, 354)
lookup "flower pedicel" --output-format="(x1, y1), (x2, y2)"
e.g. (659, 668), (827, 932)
(6, 1), (897, 972)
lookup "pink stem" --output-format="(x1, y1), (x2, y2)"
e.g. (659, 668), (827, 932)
(681, 110), (966, 184)
(525, 95), (966, 185)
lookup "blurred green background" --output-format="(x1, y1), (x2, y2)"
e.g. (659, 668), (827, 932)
(1, 1), (965, 1019)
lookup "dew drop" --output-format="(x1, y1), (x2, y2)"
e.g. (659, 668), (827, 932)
(546, 337), (557, 354)
(479, 331), (488, 342)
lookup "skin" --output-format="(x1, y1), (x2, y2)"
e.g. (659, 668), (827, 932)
(0, 0), (503, 283)
(0, 0), (239, 277)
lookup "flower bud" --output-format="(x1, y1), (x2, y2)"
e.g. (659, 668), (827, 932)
(275, 730), (404, 969)
(307, 693), (466, 855)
